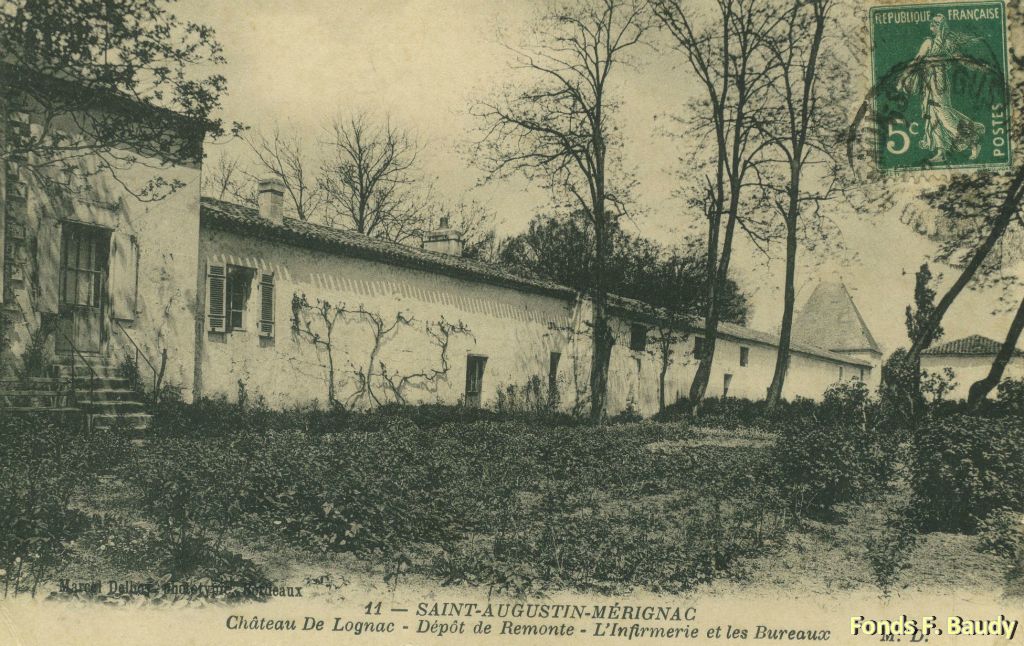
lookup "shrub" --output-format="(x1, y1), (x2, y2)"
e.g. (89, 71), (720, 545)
(495, 376), (549, 415)
(910, 415), (1024, 532)
(977, 508), (1024, 560)
(865, 508), (917, 596)
(0, 412), (94, 597)
(879, 349), (921, 431)
(770, 415), (895, 516)
(997, 378), (1024, 416)
(820, 380), (874, 425)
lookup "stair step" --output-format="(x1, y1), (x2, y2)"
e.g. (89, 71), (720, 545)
(83, 388), (141, 402)
(79, 400), (147, 413)
(92, 412), (152, 431)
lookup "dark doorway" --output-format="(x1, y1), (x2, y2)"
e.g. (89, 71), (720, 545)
(465, 355), (487, 408)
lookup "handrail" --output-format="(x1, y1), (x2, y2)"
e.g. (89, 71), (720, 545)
(113, 320), (159, 398)
(55, 327), (98, 409)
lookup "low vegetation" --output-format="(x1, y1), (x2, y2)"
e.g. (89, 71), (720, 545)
(2, 379), (1023, 600)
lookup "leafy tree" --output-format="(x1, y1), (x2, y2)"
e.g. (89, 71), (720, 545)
(498, 213), (748, 321)
(0, 0), (231, 197)
(905, 263), (943, 349)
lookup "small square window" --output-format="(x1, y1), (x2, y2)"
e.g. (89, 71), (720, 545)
(740, 346), (750, 367)
(629, 324), (648, 352)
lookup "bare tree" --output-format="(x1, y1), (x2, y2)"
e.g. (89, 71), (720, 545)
(319, 113), (430, 243)
(241, 126), (326, 222)
(201, 151), (257, 205)
(651, 0), (783, 406)
(473, 0), (651, 423)
(759, 0), (847, 409)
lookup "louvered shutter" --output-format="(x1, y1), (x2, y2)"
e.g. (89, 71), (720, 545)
(36, 218), (62, 314)
(206, 263), (226, 332)
(259, 271), (274, 338)
(110, 232), (139, 320)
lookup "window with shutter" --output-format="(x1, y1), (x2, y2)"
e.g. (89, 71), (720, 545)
(36, 218), (62, 314)
(259, 272), (275, 338)
(110, 232), (139, 320)
(207, 263), (226, 332)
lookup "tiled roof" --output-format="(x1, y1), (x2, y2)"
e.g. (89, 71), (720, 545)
(200, 197), (874, 369)
(792, 281), (882, 354)
(606, 296), (873, 367)
(922, 334), (1022, 356)
(200, 197), (575, 298)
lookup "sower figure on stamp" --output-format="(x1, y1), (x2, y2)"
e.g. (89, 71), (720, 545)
(897, 14), (985, 163)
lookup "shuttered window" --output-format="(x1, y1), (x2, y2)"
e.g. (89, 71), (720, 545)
(110, 232), (139, 320)
(259, 272), (275, 338)
(36, 218), (62, 314)
(207, 263), (226, 332)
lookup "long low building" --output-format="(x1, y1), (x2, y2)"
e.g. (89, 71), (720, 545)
(1, 77), (882, 418)
(192, 183), (881, 416)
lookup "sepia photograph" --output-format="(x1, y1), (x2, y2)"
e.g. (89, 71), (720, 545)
(0, 0), (1022, 643)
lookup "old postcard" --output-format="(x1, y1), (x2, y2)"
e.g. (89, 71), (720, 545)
(1, 0), (1022, 644)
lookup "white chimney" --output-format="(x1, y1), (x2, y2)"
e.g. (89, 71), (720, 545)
(258, 177), (286, 224)
(422, 216), (464, 256)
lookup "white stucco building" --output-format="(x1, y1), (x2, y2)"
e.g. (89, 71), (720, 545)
(191, 185), (880, 416)
(921, 335), (1024, 401)
(2, 72), (885, 421)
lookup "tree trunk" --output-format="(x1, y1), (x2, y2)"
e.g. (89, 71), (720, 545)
(690, 204), (740, 405)
(906, 166), (1024, 368)
(589, 200), (613, 424)
(967, 293), (1024, 407)
(658, 339), (670, 414)
(589, 292), (613, 424)
(690, 208), (722, 403)
(766, 204), (800, 409)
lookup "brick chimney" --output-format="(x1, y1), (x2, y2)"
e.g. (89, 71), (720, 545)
(422, 216), (464, 256)
(258, 177), (286, 224)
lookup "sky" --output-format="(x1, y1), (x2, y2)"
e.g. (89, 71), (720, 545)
(174, 0), (1023, 355)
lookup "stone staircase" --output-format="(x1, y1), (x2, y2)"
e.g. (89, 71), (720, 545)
(51, 357), (153, 432)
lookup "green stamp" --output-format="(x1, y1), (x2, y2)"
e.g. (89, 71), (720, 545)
(869, 2), (1011, 173)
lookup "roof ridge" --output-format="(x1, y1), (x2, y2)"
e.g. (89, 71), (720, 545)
(922, 334), (1021, 356)
(199, 197), (874, 368)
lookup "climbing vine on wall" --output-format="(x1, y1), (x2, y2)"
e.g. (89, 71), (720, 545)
(290, 292), (472, 408)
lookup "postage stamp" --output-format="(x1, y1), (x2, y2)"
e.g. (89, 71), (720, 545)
(869, 1), (1011, 173)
